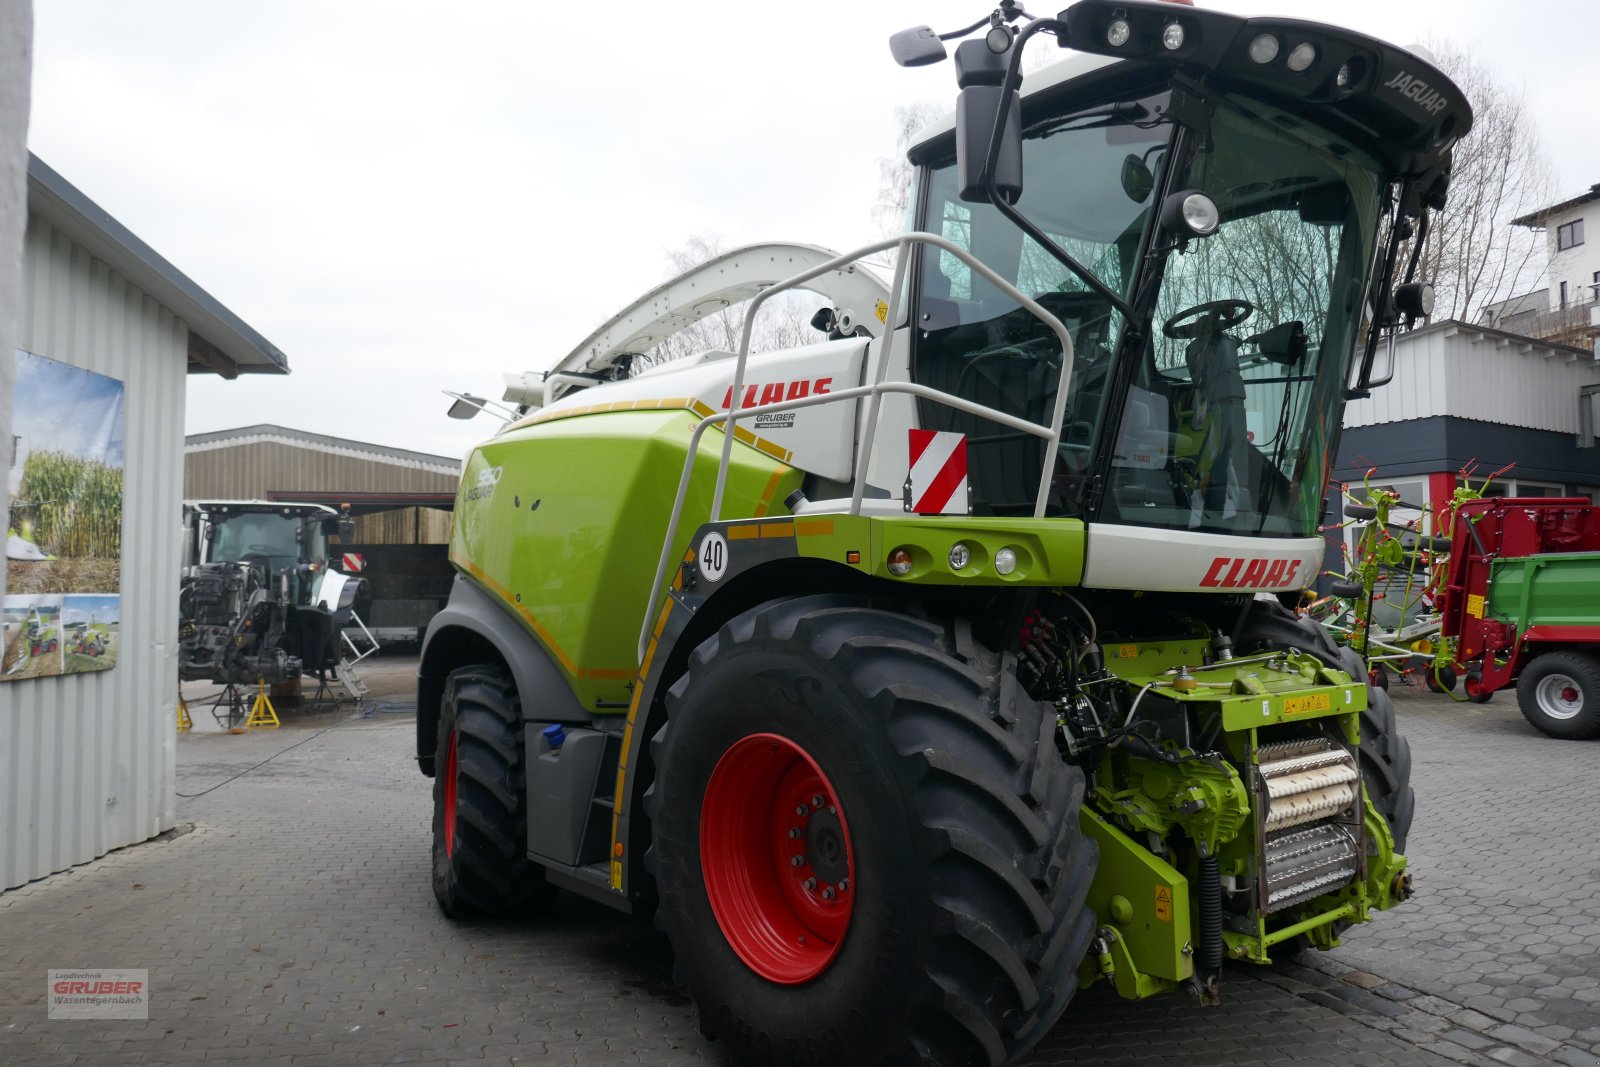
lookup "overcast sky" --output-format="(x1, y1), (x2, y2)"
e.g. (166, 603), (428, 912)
(27, 0), (1595, 461)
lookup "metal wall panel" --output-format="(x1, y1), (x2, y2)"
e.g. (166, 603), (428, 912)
(1343, 325), (1598, 433)
(2, 214), (185, 889)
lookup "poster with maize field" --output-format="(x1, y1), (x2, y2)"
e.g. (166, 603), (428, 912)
(4, 349), (124, 681)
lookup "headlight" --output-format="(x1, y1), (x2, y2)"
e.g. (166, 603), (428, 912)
(1248, 34), (1280, 64)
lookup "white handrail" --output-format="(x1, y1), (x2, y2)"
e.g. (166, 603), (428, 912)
(639, 232), (1078, 664)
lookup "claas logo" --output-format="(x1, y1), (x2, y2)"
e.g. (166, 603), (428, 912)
(1200, 557), (1304, 589)
(721, 378), (832, 410)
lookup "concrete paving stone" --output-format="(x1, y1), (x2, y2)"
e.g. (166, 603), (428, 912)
(1414, 1041), (1496, 1067)
(1439, 1029), (1497, 1051)
(1485, 1048), (1546, 1067)
(1554, 1048), (1600, 1067)
(0, 675), (1575, 1067)
(1373, 984), (1421, 1001)
(1487, 1023), (1563, 1056)
(1450, 1009), (1502, 1032)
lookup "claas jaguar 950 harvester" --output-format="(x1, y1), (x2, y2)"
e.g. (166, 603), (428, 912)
(417, 2), (1470, 1063)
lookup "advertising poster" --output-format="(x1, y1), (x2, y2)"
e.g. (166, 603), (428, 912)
(3, 350), (124, 681)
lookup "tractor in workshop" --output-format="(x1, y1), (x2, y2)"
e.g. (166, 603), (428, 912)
(417, 1), (1470, 1063)
(178, 500), (367, 690)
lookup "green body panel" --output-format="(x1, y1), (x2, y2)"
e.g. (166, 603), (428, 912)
(1078, 809), (1193, 996)
(1097, 640), (1367, 729)
(1487, 552), (1600, 631)
(450, 410), (798, 710)
(784, 513), (1088, 585)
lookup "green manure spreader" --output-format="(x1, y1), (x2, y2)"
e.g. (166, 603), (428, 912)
(417, 2), (1472, 1063)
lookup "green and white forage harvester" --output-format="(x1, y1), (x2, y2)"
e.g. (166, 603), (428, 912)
(419, 2), (1470, 1062)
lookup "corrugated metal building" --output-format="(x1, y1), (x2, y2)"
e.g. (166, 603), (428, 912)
(3, 155), (288, 890)
(184, 425), (461, 639)
(1323, 318), (1600, 581)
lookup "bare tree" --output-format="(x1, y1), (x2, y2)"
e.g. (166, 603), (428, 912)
(633, 233), (823, 372)
(872, 101), (946, 241)
(1404, 42), (1554, 323)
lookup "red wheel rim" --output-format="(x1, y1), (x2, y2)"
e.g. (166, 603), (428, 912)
(1466, 676), (1482, 697)
(700, 733), (856, 984)
(442, 732), (459, 858)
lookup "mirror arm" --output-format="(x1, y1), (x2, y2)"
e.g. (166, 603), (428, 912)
(978, 18), (1135, 323)
(1348, 188), (1412, 398)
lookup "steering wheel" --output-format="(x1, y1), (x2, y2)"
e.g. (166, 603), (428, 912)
(1162, 299), (1254, 339)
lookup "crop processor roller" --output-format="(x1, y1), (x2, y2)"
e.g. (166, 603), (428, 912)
(1256, 739), (1364, 914)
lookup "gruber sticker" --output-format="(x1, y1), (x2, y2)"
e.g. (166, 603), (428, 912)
(698, 531), (729, 583)
(1199, 556), (1303, 590)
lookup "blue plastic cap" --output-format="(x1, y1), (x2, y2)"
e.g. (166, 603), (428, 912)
(542, 723), (566, 749)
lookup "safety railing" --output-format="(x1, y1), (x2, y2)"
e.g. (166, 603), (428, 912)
(638, 231), (1078, 663)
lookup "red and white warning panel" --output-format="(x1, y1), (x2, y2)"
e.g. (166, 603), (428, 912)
(907, 430), (969, 515)
(340, 553), (365, 573)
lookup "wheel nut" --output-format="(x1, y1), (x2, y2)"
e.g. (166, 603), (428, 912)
(838, 878), (849, 892)
(795, 805), (808, 817)
(791, 855), (805, 868)
(803, 878), (817, 890)
(787, 827), (801, 840)
(822, 887), (835, 900)
(811, 794), (825, 809)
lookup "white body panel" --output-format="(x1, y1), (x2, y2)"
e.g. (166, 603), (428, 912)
(1083, 524), (1323, 593)
(535, 339), (871, 482)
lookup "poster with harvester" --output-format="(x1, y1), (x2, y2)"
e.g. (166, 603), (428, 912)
(3, 349), (124, 682)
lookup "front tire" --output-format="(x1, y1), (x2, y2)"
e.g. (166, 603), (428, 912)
(648, 596), (1097, 1067)
(431, 665), (549, 917)
(1516, 651), (1600, 739)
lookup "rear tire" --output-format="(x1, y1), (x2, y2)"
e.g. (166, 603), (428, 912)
(1516, 651), (1600, 740)
(431, 665), (549, 918)
(647, 596), (1097, 1067)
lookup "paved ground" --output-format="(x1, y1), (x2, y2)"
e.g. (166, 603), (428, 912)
(2, 661), (1597, 1066)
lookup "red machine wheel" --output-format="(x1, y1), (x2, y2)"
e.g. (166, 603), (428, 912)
(1517, 652), (1600, 739)
(1464, 671), (1493, 704)
(441, 732), (459, 858)
(429, 665), (550, 917)
(700, 733), (855, 984)
(648, 595), (1097, 1066)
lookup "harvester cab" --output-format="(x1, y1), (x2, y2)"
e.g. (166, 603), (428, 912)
(419, 4), (1469, 1064)
(178, 501), (366, 686)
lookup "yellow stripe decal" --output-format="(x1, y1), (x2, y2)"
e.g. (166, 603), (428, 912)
(451, 553), (632, 681)
(752, 467), (787, 518)
(795, 519), (836, 538)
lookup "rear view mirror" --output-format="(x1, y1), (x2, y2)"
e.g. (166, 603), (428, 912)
(889, 26), (947, 67)
(954, 40), (1021, 204)
(1298, 184), (1349, 226)
(1248, 320), (1308, 365)
(1121, 153), (1155, 203)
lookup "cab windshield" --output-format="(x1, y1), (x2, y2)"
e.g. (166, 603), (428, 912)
(914, 86), (1384, 537)
(207, 512), (325, 575)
